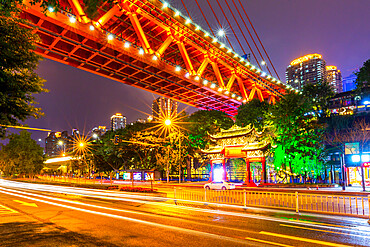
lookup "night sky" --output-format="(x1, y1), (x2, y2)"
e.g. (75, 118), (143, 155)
(20, 0), (370, 145)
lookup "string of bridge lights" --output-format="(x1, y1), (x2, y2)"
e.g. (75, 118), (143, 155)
(47, 1), (298, 105)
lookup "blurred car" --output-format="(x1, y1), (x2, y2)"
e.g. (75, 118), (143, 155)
(204, 181), (236, 190)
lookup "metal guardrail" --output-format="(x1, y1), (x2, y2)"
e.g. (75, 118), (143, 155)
(174, 189), (370, 219)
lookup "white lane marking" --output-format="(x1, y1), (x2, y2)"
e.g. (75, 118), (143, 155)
(0, 188), (260, 246)
(1, 186), (368, 240)
(259, 231), (352, 247)
(1, 180), (369, 233)
(0, 179), (363, 223)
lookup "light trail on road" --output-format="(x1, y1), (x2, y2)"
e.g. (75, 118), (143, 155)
(1, 179), (368, 234)
(1, 180), (369, 246)
(0, 187), (265, 246)
(0, 179), (364, 223)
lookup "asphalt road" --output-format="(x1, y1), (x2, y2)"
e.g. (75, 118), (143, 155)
(0, 179), (369, 247)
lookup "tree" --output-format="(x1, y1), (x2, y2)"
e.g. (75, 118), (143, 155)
(91, 122), (166, 173)
(268, 91), (326, 181)
(302, 80), (335, 118)
(0, 130), (44, 177)
(187, 110), (234, 149)
(326, 118), (370, 158)
(235, 99), (270, 131)
(355, 59), (370, 89)
(0, 5), (47, 137)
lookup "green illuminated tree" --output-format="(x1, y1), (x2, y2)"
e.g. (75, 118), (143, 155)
(268, 92), (326, 181)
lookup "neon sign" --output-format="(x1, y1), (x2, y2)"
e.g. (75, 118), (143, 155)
(133, 172), (142, 180)
(123, 172), (131, 180)
(145, 172), (154, 180)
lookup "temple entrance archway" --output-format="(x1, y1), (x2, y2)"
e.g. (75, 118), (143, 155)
(202, 126), (270, 187)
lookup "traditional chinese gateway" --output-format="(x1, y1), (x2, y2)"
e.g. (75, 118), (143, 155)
(202, 125), (271, 186)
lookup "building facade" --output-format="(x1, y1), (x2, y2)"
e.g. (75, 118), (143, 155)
(110, 113), (126, 131)
(326, 66), (343, 93)
(286, 53), (326, 90)
(91, 126), (106, 139)
(152, 97), (178, 120)
(45, 131), (72, 157)
(343, 74), (357, 92)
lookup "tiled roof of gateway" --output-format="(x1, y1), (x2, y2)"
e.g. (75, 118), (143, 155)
(209, 125), (263, 139)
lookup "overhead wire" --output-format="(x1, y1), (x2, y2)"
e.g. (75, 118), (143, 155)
(181, 0), (280, 80)
(214, 0), (248, 58)
(223, 0), (272, 74)
(204, 0), (235, 51)
(236, 0), (280, 80)
(194, 0), (215, 37)
(217, 0), (260, 69)
(229, 0), (269, 73)
(180, 0), (192, 21)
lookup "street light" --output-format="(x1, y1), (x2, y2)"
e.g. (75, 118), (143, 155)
(57, 140), (66, 156)
(165, 119), (171, 126)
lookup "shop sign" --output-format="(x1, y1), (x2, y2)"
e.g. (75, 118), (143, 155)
(363, 162), (370, 167)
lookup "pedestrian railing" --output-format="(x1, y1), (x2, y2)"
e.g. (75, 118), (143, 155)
(174, 188), (370, 219)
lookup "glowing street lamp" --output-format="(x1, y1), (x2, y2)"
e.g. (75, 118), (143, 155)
(165, 119), (172, 126)
(58, 140), (66, 156)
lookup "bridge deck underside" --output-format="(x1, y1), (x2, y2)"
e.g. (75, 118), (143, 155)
(20, 0), (286, 116)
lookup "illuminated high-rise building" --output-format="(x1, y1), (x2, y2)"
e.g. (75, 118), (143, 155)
(152, 97), (178, 120)
(110, 113), (126, 131)
(286, 53), (326, 90)
(326, 66), (343, 93)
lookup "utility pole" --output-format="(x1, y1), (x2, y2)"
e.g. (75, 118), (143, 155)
(340, 153), (346, 191)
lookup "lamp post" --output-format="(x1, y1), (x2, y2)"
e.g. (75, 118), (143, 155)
(58, 140), (66, 156)
(165, 119), (171, 183)
(164, 118), (186, 184)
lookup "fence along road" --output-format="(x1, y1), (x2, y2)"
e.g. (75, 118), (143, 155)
(174, 188), (370, 219)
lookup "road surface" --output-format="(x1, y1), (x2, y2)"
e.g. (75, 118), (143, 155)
(0, 179), (369, 246)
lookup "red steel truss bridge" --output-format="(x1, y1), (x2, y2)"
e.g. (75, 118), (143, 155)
(20, 0), (296, 116)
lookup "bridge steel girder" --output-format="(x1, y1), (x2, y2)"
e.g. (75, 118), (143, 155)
(21, 0), (291, 116)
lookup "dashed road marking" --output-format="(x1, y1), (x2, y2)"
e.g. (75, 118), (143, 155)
(0, 204), (18, 215)
(245, 237), (294, 247)
(259, 231), (352, 247)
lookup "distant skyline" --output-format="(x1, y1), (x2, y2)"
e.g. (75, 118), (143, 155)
(18, 0), (369, 145)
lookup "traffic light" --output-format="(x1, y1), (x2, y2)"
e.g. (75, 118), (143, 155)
(114, 135), (119, 145)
